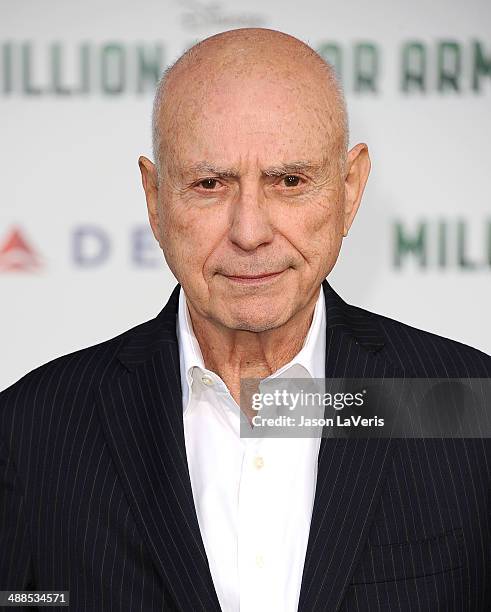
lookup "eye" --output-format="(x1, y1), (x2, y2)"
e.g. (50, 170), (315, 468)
(282, 175), (302, 187)
(198, 178), (219, 190)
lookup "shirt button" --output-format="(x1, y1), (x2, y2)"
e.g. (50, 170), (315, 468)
(254, 456), (264, 470)
(201, 375), (214, 386)
(255, 554), (264, 568)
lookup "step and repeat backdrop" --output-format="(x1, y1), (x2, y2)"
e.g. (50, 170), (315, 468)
(1, 0), (490, 389)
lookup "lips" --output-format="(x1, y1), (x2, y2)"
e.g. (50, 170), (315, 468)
(222, 269), (286, 284)
(226, 271), (282, 279)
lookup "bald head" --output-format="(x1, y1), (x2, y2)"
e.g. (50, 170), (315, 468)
(151, 28), (349, 176)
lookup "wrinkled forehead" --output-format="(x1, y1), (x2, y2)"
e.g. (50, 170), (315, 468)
(159, 65), (341, 175)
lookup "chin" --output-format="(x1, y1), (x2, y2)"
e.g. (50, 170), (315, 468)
(221, 301), (293, 333)
(227, 319), (280, 333)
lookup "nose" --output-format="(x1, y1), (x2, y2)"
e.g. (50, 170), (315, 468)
(228, 186), (274, 251)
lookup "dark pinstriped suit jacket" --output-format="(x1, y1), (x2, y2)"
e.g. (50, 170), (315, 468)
(1, 279), (491, 612)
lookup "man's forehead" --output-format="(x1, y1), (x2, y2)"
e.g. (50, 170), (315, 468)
(165, 98), (335, 161)
(160, 99), (341, 179)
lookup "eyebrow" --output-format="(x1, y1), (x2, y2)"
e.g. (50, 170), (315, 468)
(182, 160), (325, 179)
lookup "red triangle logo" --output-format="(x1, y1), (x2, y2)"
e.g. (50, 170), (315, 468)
(0, 227), (42, 272)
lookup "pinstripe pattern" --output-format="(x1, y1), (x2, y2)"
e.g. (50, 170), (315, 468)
(1, 279), (490, 611)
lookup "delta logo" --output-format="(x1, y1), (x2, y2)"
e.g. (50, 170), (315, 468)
(0, 224), (162, 272)
(0, 227), (42, 272)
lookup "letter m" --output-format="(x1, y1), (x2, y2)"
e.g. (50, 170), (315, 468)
(394, 220), (427, 267)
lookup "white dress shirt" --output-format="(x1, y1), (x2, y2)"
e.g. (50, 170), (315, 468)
(176, 285), (326, 612)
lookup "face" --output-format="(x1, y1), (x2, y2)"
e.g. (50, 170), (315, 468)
(140, 64), (370, 333)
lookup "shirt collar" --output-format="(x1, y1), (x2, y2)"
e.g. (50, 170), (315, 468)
(176, 285), (326, 412)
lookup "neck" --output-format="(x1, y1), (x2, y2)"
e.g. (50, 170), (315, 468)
(187, 287), (320, 420)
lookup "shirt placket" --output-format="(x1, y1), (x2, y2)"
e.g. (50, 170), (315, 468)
(238, 434), (275, 612)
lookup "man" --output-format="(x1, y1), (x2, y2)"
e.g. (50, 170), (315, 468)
(1, 27), (490, 612)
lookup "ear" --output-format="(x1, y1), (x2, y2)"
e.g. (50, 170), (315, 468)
(342, 143), (371, 237)
(138, 156), (162, 247)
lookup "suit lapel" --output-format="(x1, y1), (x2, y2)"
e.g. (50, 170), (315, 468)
(97, 284), (221, 612)
(297, 281), (405, 612)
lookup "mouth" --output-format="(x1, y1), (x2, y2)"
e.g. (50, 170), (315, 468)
(222, 270), (286, 285)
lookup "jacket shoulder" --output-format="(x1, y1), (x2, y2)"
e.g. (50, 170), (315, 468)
(350, 304), (491, 377)
(0, 315), (161, 423)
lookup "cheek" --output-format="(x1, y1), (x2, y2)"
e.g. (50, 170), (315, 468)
(159, 204), (195, 272)
(160, 202), (225, 274)
(282, 197), (344, 261)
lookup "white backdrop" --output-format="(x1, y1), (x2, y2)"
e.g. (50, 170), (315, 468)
(1, 0), (490, 390)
